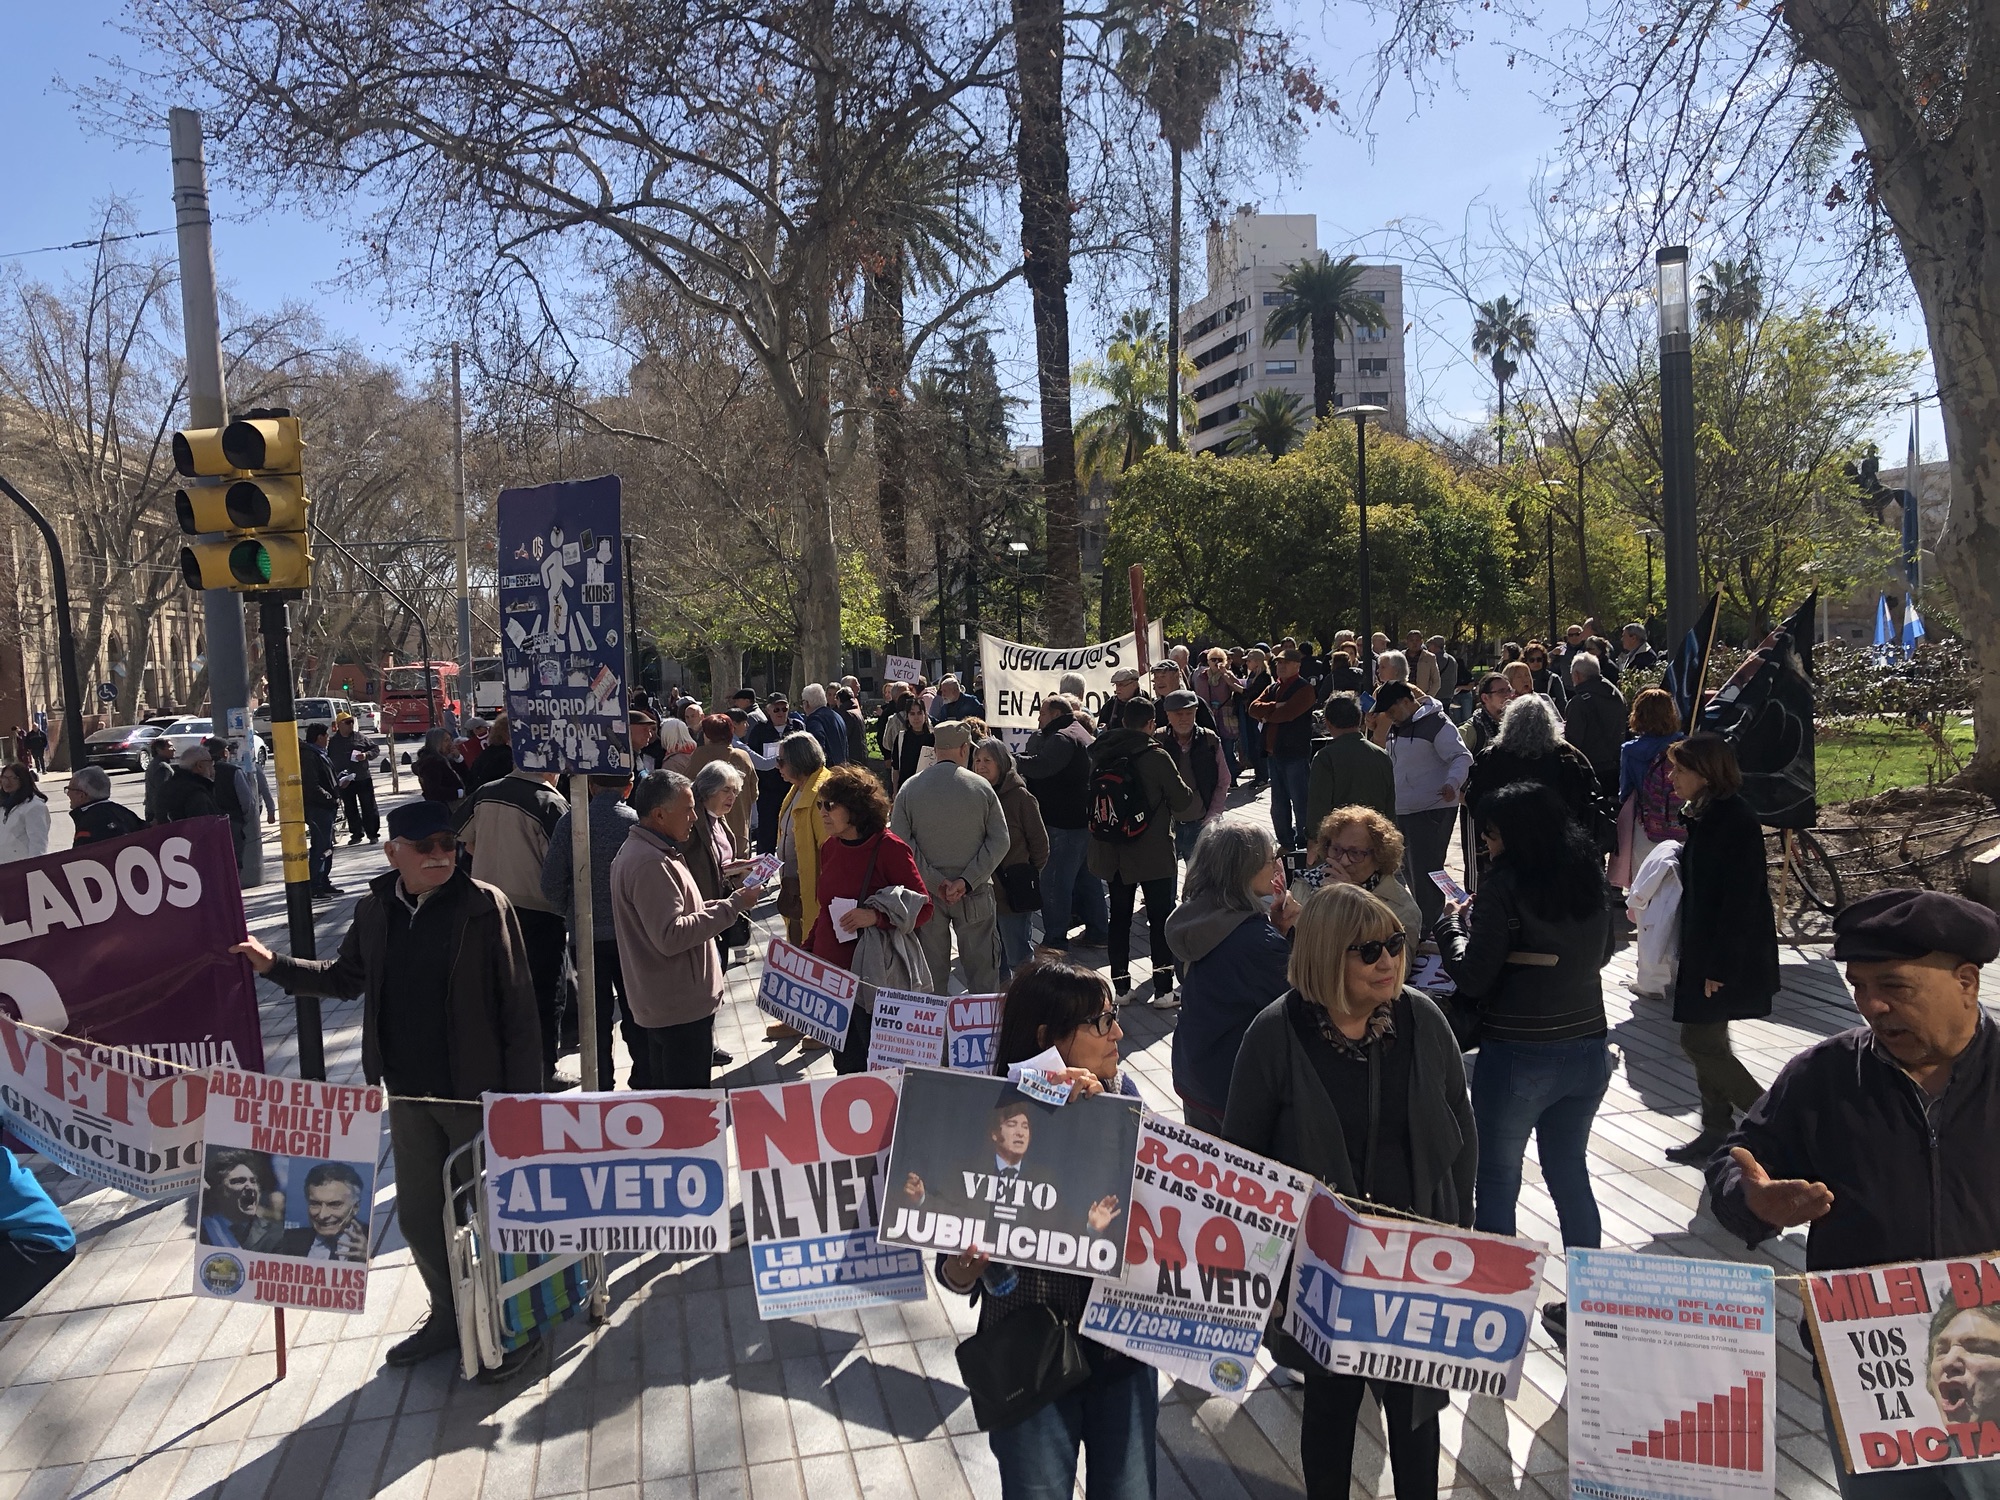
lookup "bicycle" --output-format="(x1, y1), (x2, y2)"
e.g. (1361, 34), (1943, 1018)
(1767, 826), (1843, 922)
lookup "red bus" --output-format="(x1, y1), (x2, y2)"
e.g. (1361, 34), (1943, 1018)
(381, 662), (461, 736)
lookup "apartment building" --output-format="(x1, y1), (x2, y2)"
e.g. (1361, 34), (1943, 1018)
(1180, 208), (1407, 454)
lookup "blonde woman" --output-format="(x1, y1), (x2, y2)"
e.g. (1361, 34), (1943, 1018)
(1297, 805), (1423, 937)
(1223, 883), (1474, 1500)
(1195, 647), (1245, 779)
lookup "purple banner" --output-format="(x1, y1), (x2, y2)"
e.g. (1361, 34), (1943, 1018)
(0, 818), (265, 1196)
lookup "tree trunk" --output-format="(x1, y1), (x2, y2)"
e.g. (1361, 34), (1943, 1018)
(1014, 0), (1085, 643)
(865, 252), (914, 653)
(1784, 0), (1999, 785)
(1495, 377), (1507, 464)
(795, 1), (847, 685)
(119, 601), (157, 721)
(1166, 143), (1183, 452)
(706, 645), (740, 699)
(1310, 311), (1338, 421)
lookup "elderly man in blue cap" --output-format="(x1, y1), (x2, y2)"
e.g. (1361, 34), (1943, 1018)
(1708, 887), (2000, 1497)
(234, 798), (544, 1383)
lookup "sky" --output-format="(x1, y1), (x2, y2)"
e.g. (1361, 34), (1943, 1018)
(2, 0), (1939, 463)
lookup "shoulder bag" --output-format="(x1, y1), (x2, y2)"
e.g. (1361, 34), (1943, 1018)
(954, 1303), (1090, 1431)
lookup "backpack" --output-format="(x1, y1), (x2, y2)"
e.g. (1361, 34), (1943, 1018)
(1089, 753), (1155, 842)
(1638, 747), (1683, 842)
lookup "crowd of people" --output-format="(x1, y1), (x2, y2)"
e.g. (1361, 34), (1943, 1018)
(3, 627), (1996, 1500)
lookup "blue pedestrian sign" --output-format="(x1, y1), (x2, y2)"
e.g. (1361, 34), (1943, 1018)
(496, 474), (629, 774)
(97, 683), (116, 703)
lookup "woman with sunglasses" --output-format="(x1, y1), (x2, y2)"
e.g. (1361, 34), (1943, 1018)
(1296, 806), (1423, 937)
(1225, 883), (1475, 1500)
(1433, 779), (1612, 1347)
(1521, 642), (1568, 710)
(807, 765), (932, 1073)
(938, 962), (1154, 1500)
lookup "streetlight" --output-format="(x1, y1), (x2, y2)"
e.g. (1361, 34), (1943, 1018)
(1538, 478), (1564, 645)
(1348, 404), (1389, 657)
(1634, 527), (1662, 626)
(1657, 247), (1700, 644)
(1006, 541), (1029, 639)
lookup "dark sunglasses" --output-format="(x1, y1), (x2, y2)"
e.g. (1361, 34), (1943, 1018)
(1347, 932), (1409, 965)
(401, 833), (458, 855)
(1079, 1008), (1118, 1037)
(816, 798), (839, 812)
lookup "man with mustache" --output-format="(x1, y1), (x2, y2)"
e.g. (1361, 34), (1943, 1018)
(1708, 888), (2000, 1495)
(234, 799), (543, 1383)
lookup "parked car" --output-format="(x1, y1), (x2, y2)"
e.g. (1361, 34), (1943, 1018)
(252, 697), (342, 744)
(84, 723), (164, 772)
(347, 702), (384, 737)
(157, 717), (269, 764)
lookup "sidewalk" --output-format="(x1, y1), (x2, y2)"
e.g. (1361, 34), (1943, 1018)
(0, 784), (1860, 1500)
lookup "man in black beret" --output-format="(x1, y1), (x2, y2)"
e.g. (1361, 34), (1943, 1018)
(1708, 888), (2000, 1488)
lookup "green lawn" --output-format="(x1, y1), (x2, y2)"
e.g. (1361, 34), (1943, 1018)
(1816, 717), (1974, 805)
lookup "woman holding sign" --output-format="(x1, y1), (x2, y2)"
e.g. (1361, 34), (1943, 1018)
(937, 962), (1153, 1500)
(809, 765), (932, 1074)
(1225, 884), (1476, 1500)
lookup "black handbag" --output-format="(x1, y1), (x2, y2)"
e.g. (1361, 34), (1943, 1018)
(954, 1304), (1091, 1431)
(996, 860), (1041, 911)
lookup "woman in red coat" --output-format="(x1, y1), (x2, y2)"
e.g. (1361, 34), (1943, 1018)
(807, 765), (932, 1072)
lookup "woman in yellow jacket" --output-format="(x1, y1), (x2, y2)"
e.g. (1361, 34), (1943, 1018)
(770, 731), (830, 1042)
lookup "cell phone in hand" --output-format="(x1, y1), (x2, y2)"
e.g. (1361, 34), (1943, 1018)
(1429, 870), (1470, 905)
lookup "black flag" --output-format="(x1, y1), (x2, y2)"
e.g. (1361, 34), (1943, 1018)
(1659, 593), (1722, 729)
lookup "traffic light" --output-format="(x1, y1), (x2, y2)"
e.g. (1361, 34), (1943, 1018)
(175, 407), (313, 592)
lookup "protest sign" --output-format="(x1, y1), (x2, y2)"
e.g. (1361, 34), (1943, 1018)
(1285, 1185), (1545, 1398)
(885, 653), (921, 685)
(1080, 1114), (1310, 1399)
(866, 989), (946, 1072)
(0, 820), (264, 1197)
(756, 938), (856, 1052)
(1806, 1253), (2000, 1474)
(497, 474), (630, 773)
(191, 1067), (384, 1312)
(1567, 1250), (1777, 1500)
(946, 993), (1002, 1072)
(730, 1073), (927, 1318)
(483, 1091), (731, 1257)
(879, 1068), (1142, 1276)
(978, 624), (1165, 746)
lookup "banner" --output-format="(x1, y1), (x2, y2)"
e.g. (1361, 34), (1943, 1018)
(1080, 1114), (1310, 1399)
(192, 1067), (384, 1313)
(867, 989), (946, 1072)
(978, 624), (1166, 747)
(879, 1068), (1143, 1275)
(0, 820), (265, 1197)
(730, 1073), (927, 1318)
(497, 474), (630, 773)
(1285, 1186), (1546, 1398)
(755, 939), (857, 1052)
(1806, 1253), (2000, 1474)
(1567, 1250), (1777, 1500)
(1701, 593), (1817, 829)
(946, 993), (1003, 1072)
(482, 1091), (731, 1257)
(885, 654), (921, 686)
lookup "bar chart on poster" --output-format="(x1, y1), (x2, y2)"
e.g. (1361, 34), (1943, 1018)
(1618, 1374), (1767, 1469)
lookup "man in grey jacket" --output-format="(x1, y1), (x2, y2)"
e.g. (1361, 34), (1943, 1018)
(890, 720), (1010, 995)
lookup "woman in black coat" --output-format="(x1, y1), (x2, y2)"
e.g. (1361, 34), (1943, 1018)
(1664, 732), (1778, 1166)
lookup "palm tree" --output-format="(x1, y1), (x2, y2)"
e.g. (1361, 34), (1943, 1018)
(1074, 309), (1184, 481)
(1263, 253), (1388, 422)
(1107, 0), (1243, 451)
(1225, 388), (1306, 460)
(1471, 295), (1536, 463)
(1697, 256), (1764, 327)
(1013, 0), (1085, 640)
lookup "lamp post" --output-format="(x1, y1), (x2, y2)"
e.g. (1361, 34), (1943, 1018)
(1635, 527), (1661, 627)
(1657, 247), (1700, 644)
(1007, 540), (1028, 638)
(1539, 478), (1564, 645)
(1348, 404), (1388, 658)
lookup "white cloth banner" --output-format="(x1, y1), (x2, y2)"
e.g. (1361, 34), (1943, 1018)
(978, 625), (1166, 746)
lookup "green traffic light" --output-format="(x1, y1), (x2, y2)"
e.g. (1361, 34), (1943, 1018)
(229, 540), (273, 586)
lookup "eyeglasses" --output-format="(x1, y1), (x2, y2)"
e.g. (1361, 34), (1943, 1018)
(1524, 654), (1547, 665)
(816, 798), (839, 812)
(1327, 842), (1375, 865)
(1347, 932), (1409, 965)
(1079, 1008), (1118, 1037)
(402, 834), (457, 855)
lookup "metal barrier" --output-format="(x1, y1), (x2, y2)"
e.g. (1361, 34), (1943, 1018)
(442, 1133), (605, 1380)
